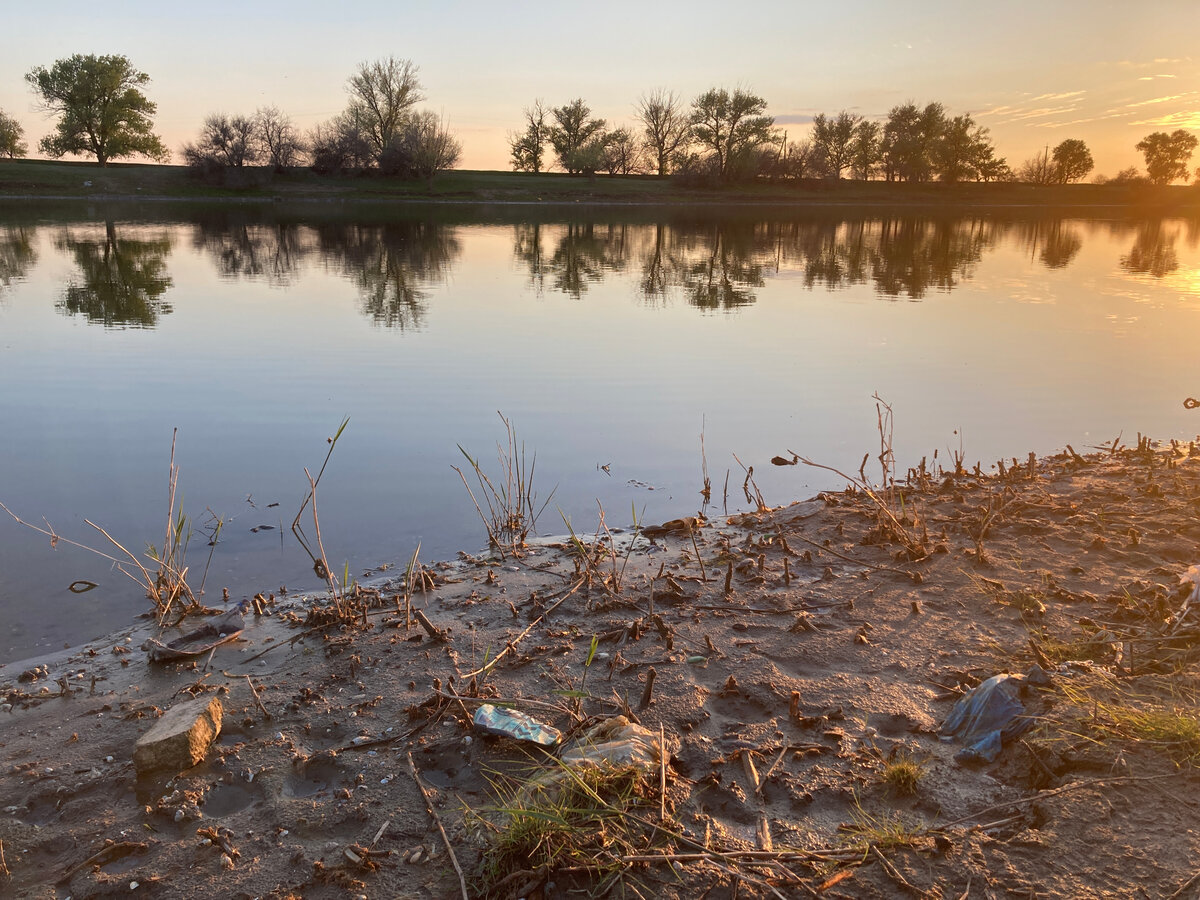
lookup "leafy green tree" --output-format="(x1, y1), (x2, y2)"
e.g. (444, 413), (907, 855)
(689, 88), (776, 179)
(811, 111), (861, 179)
(880, 102), (945, 182)
(849, 120), (881, 180)
(1051, 139), (1093, 183)
(548, 99), (608, 174)
(635, 89), (690, 175)
(1136, 129), (1198, 185)
(346, 57), (423, 162)
(0, 111), (27, 159)
(25, 54), (168, 166)
(932, 114), (999, 182)
(509, 101), (550, 173)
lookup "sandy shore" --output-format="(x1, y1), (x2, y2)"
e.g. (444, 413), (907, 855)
(3, 440), (1200, 898)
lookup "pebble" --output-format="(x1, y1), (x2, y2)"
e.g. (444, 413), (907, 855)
(130, 882), (139, 890)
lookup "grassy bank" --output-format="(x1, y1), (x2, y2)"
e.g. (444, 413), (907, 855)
(2, 158), (1198, 211)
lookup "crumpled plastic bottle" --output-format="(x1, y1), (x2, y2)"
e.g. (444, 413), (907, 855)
(472, 703), (562, 746)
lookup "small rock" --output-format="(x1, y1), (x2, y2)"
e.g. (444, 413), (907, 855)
(134, 695), (223, 774)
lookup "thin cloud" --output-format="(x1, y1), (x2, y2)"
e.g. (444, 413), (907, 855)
(994, 105), (1082, 124)
(1029, 91), (1085, 102)
(1124, 92), (1196, 108)
(1138, 74), (1178, 81)
(1130, 110), (1200, 128)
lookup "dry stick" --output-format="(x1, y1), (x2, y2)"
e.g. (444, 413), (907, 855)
(938, 773), (1181, 829)
(370, 820), (390, 849)
(871, 845), (922, 896)
(789, 451), (922, 555)
(463, 577), (585, 679)
(414, 609), (447, 642)
(1168, 869), (1200, 899)
(304, 470), (341, 615)
(757, 746), (788, 795)
(406, 751), (468, 900)
(639, 667), (657, 710)
(778, 528), (916, 578)
(659, 724), (667, 822)
(430, 687), (580, 716)
(687, 523), (708, 582)
(244, 674), (270, 720)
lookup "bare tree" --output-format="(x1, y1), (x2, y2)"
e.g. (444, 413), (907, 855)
(346, 57), (424, 161)
(1018, 147), (1055, 185)
(635, 89), (690, 175)
(256, 106), (305, 171)
(602, 127), (646, 175)
(308, 108), (373, 173)
(509, 100), (549, 173)
(382, 110), (462, 186)
(182, 114), (261, 168)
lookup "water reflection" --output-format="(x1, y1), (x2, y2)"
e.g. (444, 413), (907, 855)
(56, 222), (173, 327)
(192, 218), (309, 285)
(1121, 222), (1179, 278)
(1016, 220), (1083, 270)
(0, 226), (38, 296)
(315, 222), (461, 329)
(11, 212), (1199, 329)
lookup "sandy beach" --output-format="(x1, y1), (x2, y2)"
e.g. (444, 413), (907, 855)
(3, 438), (1200, 898)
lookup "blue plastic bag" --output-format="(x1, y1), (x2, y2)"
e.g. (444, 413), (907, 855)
(940, 666), (1049, 763)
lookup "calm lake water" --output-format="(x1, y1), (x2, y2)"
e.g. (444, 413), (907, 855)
(1, 203), (1198, 662)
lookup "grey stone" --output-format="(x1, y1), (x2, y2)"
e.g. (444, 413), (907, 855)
(134, 695), (223, 774)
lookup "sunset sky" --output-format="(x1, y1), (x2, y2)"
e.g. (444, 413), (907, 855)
(2, 0), (1196, 177)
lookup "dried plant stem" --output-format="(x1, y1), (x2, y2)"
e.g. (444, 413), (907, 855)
(464, 578), (584, 679)
(407, 751), (469, 900)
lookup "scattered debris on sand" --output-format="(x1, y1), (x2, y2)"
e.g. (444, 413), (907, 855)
(4, 439), (1200, 898)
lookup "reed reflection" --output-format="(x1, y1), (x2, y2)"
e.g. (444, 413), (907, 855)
(56, 222), (173, 327)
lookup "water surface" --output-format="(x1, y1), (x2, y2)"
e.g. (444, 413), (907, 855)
(2, 204), (1198, 661)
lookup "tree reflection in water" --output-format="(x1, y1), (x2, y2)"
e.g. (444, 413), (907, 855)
(0, 226), (37, 297)
(191, 218), (309, 285)
(1120, 221), (1179, 278)
(316, 222), (461, 329)
(517, 217), (1003, 306)
(56, 222), (173, 327)
(514, 222), (631, 299)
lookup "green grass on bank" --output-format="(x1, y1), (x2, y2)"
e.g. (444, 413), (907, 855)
(1, 158), (1198, 211)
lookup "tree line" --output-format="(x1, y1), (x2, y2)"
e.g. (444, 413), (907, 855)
(3, 54), (460, 185)
(1, 53), (1198, 187)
